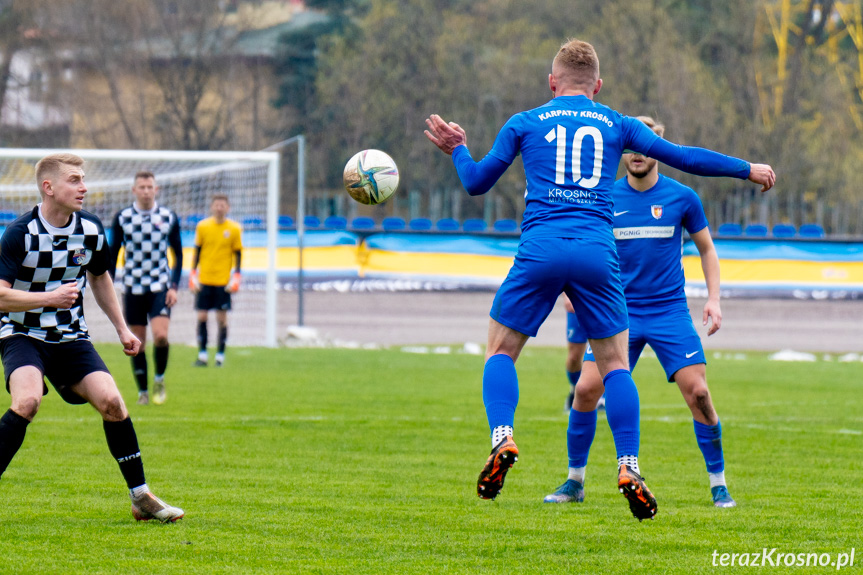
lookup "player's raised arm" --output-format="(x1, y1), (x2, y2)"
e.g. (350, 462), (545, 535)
(425, 114), (510, 196)
(746, 163), (776, 192)
(626, 118), (776, 192)
(424, 114), (466, 154)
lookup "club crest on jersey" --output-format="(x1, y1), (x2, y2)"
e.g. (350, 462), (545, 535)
(651, 205), (663, 220)
(72, 248), (91, 265)
(223, 230), (230, 238)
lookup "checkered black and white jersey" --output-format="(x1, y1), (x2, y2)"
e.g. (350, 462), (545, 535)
(0, 207), (111, 343)
(109, 203), (182, 295)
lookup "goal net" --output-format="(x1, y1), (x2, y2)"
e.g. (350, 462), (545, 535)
(0, 148), (282, 347)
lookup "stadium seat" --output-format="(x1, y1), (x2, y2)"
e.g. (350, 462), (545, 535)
(744, 223), (768, 237)
(382, 217), (406, 231)
(771, 223), (796, 238)
(242, 216), (264, 230)
(799, 223), (826, 238)
(463, 218), (487, 232)
(408, 218), (432, 231)
(278, 215), (294, 229)
(436, 218), (460, 231)
(323, 216), (347, 230)
(716, 223), (742, 236)
(184, 214), (205, 229)
(350, 216), (376, 230)
(493, 219), (519, 232)
(304, 215), (321, 229)
(0, 211), (17, 225)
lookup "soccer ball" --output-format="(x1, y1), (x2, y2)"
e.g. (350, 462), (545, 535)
(342, 149), (400, 205)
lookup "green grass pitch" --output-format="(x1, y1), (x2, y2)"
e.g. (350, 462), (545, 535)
(0, 344), (859, 574)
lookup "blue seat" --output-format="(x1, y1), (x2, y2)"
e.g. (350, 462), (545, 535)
(771, 223), (795, 238)
(463, 218), (487, 232)
(716, 223), (742, 236)
(382, 217), (406, 231)
(184, 214), (205, 229)
(493, 219), (518, 232)
(799, 223), (825, 238)
(242, 216), (264, 230)
(408, 218), (432, 231)
(0, 211), (17, 225)
(744, 223), (768, 237)
(304, 215), (321, 229)
(278, 215), (294, 229)
(350, 216), (376, 230)
(323, 216), (347, 230)
(436, 218), (460, 231)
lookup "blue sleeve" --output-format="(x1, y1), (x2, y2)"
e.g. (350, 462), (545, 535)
(451, 146), (510, 196)
(623, 116), (750, 179)
(683, 190), (709, 235)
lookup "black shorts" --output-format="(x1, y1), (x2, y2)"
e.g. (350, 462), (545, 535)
(0, 336), (110, 405)
(124, 291), (171, 326)
(195, 284), (232, 311)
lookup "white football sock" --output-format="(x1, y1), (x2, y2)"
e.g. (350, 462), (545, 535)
(708, 471), (726, 488)
(568, 466), (586, 484)
(491, 425), (513, 447)
(130, 484), (150, 498)
(618, 455), (640, 475)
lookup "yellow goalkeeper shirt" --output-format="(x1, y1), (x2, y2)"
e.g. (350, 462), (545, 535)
(194, 217), (243, 286)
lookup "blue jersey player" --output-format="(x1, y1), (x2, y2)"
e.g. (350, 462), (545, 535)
(545, 116), (736, 509)
(424, 39), (775, 520)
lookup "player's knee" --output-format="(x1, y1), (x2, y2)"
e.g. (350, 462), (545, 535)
(11, 395), (41, 420)
(574, 380), (603, 407)
(153, 335), (169, 347)
(98, 394), (129, 422)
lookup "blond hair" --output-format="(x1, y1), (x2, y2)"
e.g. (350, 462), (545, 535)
(636, 115), (665, 138)
(35, 153), (85, 193)
(552, 40), (600, 90)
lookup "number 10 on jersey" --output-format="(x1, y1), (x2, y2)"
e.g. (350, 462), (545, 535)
(545, 124), (603, 188)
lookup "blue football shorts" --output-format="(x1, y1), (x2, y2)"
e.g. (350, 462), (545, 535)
(566, 311), (588, 344)
(583, 300), (705, 381)
(490, 236), (628, 339)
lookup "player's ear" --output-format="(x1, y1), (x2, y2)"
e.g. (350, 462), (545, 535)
(593, 78), (602, 96)
(548, 73), (556, 95)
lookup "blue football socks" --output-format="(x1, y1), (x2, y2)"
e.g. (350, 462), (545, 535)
(567, 407), (597, 469)
(693, 419), (725, 473)
(603, 369), (640, 458)
(483, 354), (519, 435)
(566, 370), (581, 387)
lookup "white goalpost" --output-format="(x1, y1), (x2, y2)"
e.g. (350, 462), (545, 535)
(0, 148), (282, 348)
